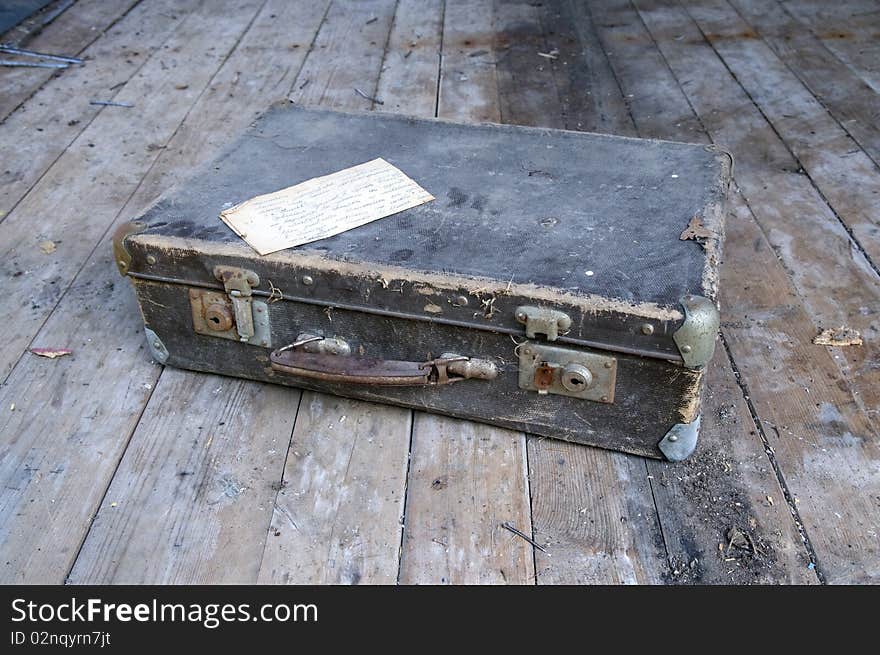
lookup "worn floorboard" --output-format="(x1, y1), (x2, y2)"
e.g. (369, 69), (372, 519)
(0, 0), (199, 225)
(0, 0), (265, 381)
(634, 0), (880, 583)
(729, 0), (880, 170)
(592, 0), (816, 584)
(0, 0), (138, 122)
(781, 0), (880, 94)
(65, 0), (330, 584)
(0, 0), (268, 584)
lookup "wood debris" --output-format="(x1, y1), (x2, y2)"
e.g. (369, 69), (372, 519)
(679, 215), (713, 241)
(38, 240), (56, 254)
(30, 348), (72, 359)
(501, 521), (547, 553)
(813, 326), (863, 347)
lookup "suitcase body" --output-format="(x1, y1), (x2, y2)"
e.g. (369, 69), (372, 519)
(114, 104), (729, 460)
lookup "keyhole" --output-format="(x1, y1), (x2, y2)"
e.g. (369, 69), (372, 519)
(210, 316), (220, 325)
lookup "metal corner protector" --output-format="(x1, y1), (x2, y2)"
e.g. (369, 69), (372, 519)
(658, 415), (701, 462)
(673, 295), (720, 369)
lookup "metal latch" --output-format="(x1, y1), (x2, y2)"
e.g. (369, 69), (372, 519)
(214, 265), (260, 341)
(515, 306), (571, 341)
(189, 266), (271, 347)
(518, 342), (616, 403)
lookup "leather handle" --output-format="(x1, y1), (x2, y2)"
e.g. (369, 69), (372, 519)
(270, 346), (497, 387)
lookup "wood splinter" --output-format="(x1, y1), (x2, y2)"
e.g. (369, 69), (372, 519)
(501, 521), (547, 553)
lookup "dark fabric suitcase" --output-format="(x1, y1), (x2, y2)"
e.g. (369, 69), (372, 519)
(113, 104), (730, 460)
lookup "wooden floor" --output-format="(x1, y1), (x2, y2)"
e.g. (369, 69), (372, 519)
(0, 0), (878, 585)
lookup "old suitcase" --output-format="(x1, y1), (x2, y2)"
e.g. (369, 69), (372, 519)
(113, 103), (729, 460)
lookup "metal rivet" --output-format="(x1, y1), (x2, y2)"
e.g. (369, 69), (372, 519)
(516, 312), (527, 322)
(668, 434), (679, 442)
(118, 260), (127, 269)
(681, 344), (692, 353)
(641, 323), (654, 336)
(301, 275), (314, 286)
(146, 255), (157, 265)
(601, 395), (609, 402)
(604, 361), (613, 369)
(153, 341), (161, 349)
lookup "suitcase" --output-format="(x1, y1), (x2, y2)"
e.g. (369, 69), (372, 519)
(113, 104), (730, 460)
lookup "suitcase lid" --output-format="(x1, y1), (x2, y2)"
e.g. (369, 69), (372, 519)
(120, 104), (729, 365)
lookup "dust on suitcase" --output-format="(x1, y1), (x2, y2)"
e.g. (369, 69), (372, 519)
(113, 103), (730, 460)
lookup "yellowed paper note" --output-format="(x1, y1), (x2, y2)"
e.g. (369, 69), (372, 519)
(219, 158), (434, 255)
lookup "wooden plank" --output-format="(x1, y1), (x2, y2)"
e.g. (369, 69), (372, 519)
(538, 0), (633, 133)
(493, 0), (563, 129)
(400, 416), (534, 584)
(0, 0), (263, 382)
(0, 0), (269, 585)
(485, 0), (670, 585)
(591, 0), (816, 584)
(722, 194), (880, 584)
(781, 0), (880, 93)
(258, 395), (411, 584)
(633, 0), (880, 583)
(728, 0), (880, 169)
(290, 0), (396, 111)
(684, 0), (880, 269)
(63, 0), (331, 584)
(256, 0), (415, 585)
(679, 0), (880, 449)
(66, 371), (297, 584)
(437, 0), (500, 122)
(374, 0), (444, 114)
(529, 439), (664, 584)
(0, 0), (200, 224)
(0, 0), (138, 122)
(396, 0), (536, 585)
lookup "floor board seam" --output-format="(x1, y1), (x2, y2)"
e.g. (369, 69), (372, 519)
(681, 1), (880, 281)
(0, 0), (144, 125)
(254, 389), (306, 581)
(720, 334), (825, 583)
(63, 365), (164, 583)
(523, 435), (538, 585)
(433, 0), (446, 119)
(371, 0), (401, 110)
(395, 411), (416, 584)
(0, 0), (267, 388)
(741, 0), (880, 171)
(0, 1), (198, 229)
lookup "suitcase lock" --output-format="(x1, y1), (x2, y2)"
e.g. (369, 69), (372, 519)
(188, 265), (272, 347)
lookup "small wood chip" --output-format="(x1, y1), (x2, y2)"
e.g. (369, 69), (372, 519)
(38, 240), (56, 254)
(813, 326), (863, 347)
(30, 348), (72, 359)
(679, 215), (713, 241)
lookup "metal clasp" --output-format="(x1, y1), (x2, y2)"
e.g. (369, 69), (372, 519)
(189, 266), (271, 347)
(214, 265), (260, 341)
(514, 306), (572, 341)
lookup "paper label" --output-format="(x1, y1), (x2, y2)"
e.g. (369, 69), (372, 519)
(219, 158), (434, 255)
